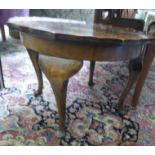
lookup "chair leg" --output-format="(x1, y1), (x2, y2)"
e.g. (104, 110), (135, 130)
(50, 79), (68, 136)
(132, 47), (155, 107)
(117, 58), (142, 110)
(88, 60), (96, 86)
(27, 49), (43, 96)
(1, 25), (6, 42)
(0, 58), (5, 88)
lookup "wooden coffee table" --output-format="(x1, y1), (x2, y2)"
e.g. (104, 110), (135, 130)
(7, 17), (155, 111)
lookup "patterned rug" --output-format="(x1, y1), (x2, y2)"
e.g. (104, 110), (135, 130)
(0, 38), (155, 145)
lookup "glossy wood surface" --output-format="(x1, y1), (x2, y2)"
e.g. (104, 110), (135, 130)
(6, 16), (155, 132)
(8, 17), (153, 45)
(7, 17), (155, 110)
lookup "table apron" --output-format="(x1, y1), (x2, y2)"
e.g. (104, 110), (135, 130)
(20, 32), (142, 61)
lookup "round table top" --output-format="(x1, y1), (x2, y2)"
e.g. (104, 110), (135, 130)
(7, 17), (155, 46)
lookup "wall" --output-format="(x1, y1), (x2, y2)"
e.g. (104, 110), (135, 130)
(30, 9), (94, 24)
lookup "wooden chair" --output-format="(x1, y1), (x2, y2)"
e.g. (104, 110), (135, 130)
(38, 54), (83, 136)
(131, 21), (155, 107)
(131, 21), (155, 106)
(89, 9), (145, 110)
(89, 10), (145, 86)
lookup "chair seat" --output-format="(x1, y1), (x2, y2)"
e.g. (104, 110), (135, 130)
(38, 54), (83, 80)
